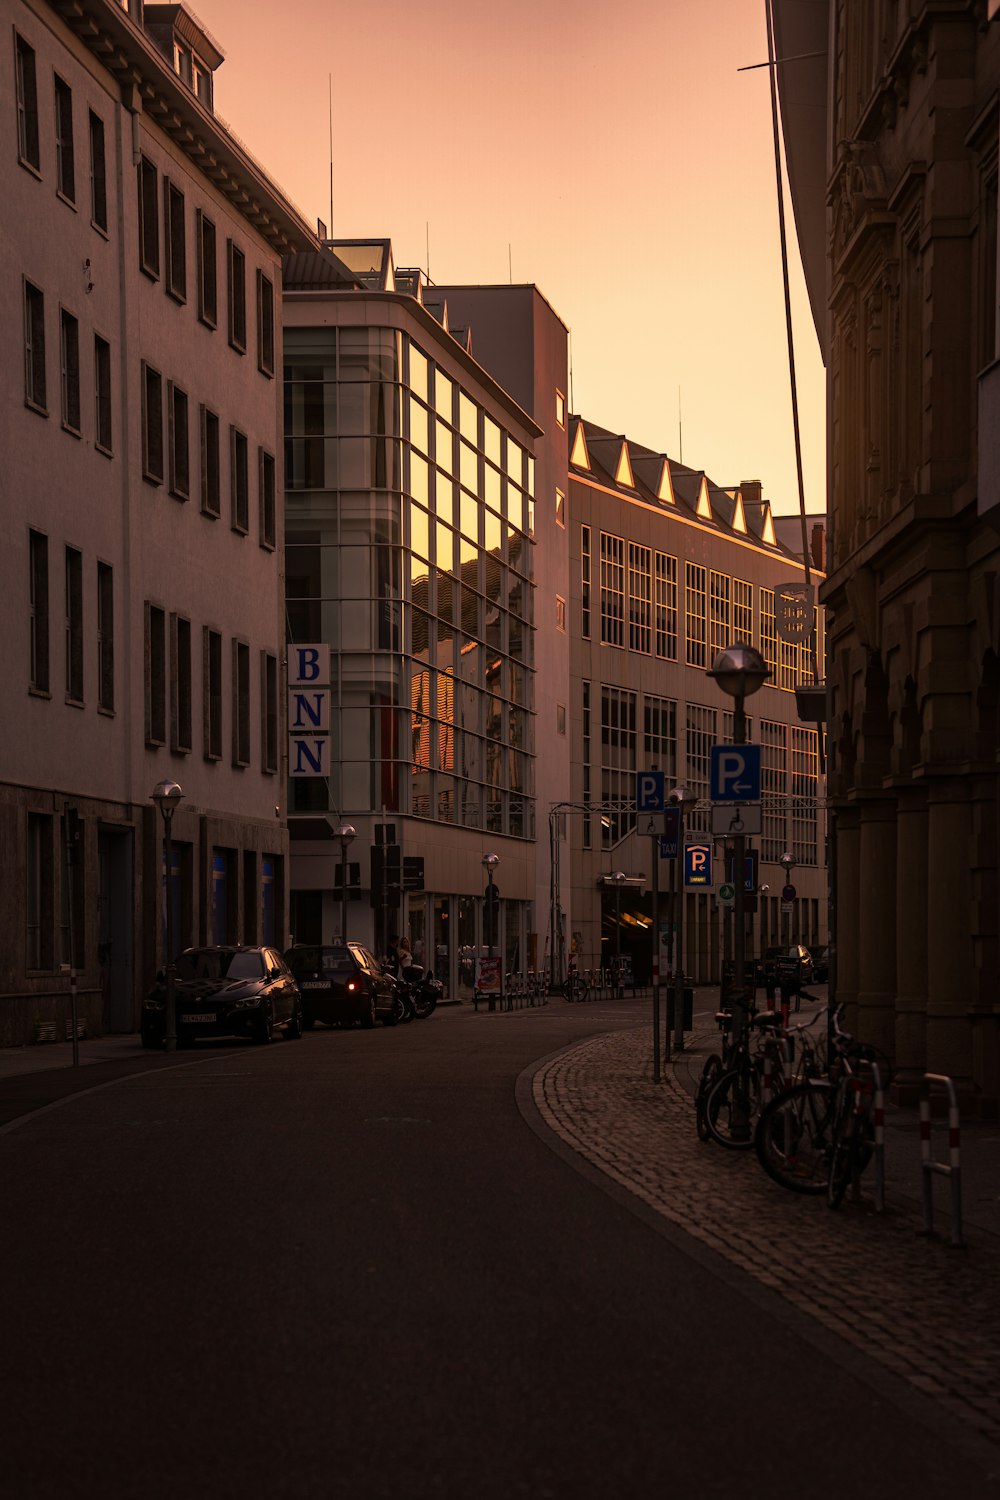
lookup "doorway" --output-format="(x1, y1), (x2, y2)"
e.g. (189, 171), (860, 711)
(98, 827), (134, 1032)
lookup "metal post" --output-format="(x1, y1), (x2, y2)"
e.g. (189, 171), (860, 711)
(732, 692), (748, 1051)
(651, 824), (662, 1079)
(64, 805), (80, 1067)
(163, 811), (176, 1053)
(674, 810), (685, 1052)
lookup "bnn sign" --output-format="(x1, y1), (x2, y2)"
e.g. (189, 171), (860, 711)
(288, 644), (331, 778)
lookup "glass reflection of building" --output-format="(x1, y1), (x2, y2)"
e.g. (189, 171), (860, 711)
(283, 292), (538, 988)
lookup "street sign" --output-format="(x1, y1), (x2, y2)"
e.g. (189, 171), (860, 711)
(710, 744), (762, 802)
(684, 842), (712, 887)
(659, 835), (677, 860)
(635, 770), (666, 812)
(718, 882), (736, 907)
(710, 802), (762, 836)
(782, 883), (797, 901)
(725, 847), (759, 895)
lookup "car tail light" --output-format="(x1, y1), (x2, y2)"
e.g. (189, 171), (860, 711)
(347, 980), (357, 991)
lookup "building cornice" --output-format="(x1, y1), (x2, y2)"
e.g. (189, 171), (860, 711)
(47, 0), (318, 256)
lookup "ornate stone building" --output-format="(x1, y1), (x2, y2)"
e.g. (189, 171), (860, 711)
(776, 1), (1000, 1111)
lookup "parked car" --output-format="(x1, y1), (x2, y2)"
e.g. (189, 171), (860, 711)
(141, 945), (302, 1047)
(283, 942), (399, 1029)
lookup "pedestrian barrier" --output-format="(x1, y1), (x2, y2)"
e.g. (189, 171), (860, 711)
(920, 1073), (963, 1247)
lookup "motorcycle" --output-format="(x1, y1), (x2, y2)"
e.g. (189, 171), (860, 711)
(398, 964), (443, 1020)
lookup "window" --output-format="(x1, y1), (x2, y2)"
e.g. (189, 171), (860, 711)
(27, 812), (53, 970)
(556, 703), (566, 735)
(555, 487), (565, 528)
(601, 686), (637, 845)
(791, 727), (819, 865)
(259, 448), (276, 548)
(555, 595), (566, 632)
(709, 570), (730, 657)
(24, 280), (46, 411)
(555, 389), (566, 428)
(582, 680), (592, 848)
(94, 336), (112, 452)
(142, 362), (163, 482)
(644, 695), (677, 778)
(64, 546), (83, 702)
(685, 562), (707, 667)
(15, 34), (40, 171)
(200, 405), (220, 516)
(164, 179), (186, 301)
(581, 524), (592, 639)
(203, 627), (223, 759)
(231, 427), (249, 532)
(145, 603), (166, 745)
(256, 270), (274, 375)
(600, 531), (625, 647)
(138, 155), (159, 278)
(60, 309), (80, 433)
(628, 543), (652, 653)
(227, 239), (246, 351)
(733, 579), (753, 642)
(54, 76), (74, 201)
(29, 529), (49, 693)
(261, 651), (278, 773)
(168, 382), (189, 499)
(170, 613), (192, 753)
(89, 111), (107, 230)
(654, 552), (677, 660)
(761, 719), (788, 861)
(196, 211), (217, 326)
(760, 588), (777, 680)
(97, 561), (114, 712)
(684, 704), (716, 834)
(232, 638), (251, 766)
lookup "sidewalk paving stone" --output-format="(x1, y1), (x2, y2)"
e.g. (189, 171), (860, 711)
(533, 1018), (1000, 1453)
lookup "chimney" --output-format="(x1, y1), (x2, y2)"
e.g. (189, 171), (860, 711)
(740, 480), (763, 509)
(811, 523), (826, 572)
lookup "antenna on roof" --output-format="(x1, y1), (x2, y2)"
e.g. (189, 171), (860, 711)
(508, 244), (512, 283)
(426, 222), (430, 282)
(678, 386), (683, 465)
(568, 327), (574, 411)
(328, 74), (333, 236)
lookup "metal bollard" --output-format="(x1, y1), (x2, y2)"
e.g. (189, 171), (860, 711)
(870, 1062), (885, 1213)
(920, 1073), (963, 1247)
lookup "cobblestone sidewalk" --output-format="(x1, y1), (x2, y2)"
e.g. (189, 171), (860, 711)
(533, 1023), (1000, 1450)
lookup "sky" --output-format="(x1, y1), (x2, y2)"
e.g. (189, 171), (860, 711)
(198, 0), (826, 517)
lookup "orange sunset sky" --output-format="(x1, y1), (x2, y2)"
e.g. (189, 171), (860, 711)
(198, 0), (826, 520)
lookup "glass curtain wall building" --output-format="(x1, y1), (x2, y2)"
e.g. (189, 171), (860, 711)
(283, 276), (540, 996)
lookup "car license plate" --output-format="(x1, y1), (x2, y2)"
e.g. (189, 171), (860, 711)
(180, 1013), (215, 1023)
(300, 981), (329, 989)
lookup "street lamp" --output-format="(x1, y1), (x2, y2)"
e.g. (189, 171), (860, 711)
(612, 870), (626, 993)
(151, 780), (184, 1053)
(707, 645), (769, 1056)
(482, 852), (500, 956)
(667, 786), (698, 1053)
(334, 824), (356, 943)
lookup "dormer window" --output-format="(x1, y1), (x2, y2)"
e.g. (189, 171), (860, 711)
(144, 6), (223, 112)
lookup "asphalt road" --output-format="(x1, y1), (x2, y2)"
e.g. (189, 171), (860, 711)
(1, 1001), (993, 1498)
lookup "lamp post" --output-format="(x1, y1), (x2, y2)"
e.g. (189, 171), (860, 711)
(707, 645), (769, 1057)
(668, 786), (698, 1052)
(334, 824), (356, 943)
(482, 853), (500, 956)
(151, 780), (184, 1053)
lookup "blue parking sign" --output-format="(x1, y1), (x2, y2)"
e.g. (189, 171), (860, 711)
(710, 744), (762, 801)
(635, 770), (665, 812)
(684, 842), (712, 887)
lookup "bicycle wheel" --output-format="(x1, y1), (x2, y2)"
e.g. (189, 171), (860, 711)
(754, 1080), (835, 1194)
(827, 1107), (863, 1209)
(705, 1064), (760, 1149)
(695, 1054), (723, 1142)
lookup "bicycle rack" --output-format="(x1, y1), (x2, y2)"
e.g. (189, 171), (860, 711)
(920, 1073), (963, 1247)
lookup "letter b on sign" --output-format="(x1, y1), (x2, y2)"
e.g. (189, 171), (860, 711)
(289, 644), (330, 686)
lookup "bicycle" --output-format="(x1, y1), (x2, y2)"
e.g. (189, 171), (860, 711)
(753, 1007), (888, 1194)
(702, 1007), (785, 1149)
(561, 971), (590, 1003)
(827, 1069), (879, 1209)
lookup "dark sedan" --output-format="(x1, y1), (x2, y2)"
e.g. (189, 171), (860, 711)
(141, 946), (303, 1047)
(284, 943), (398, 1028)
